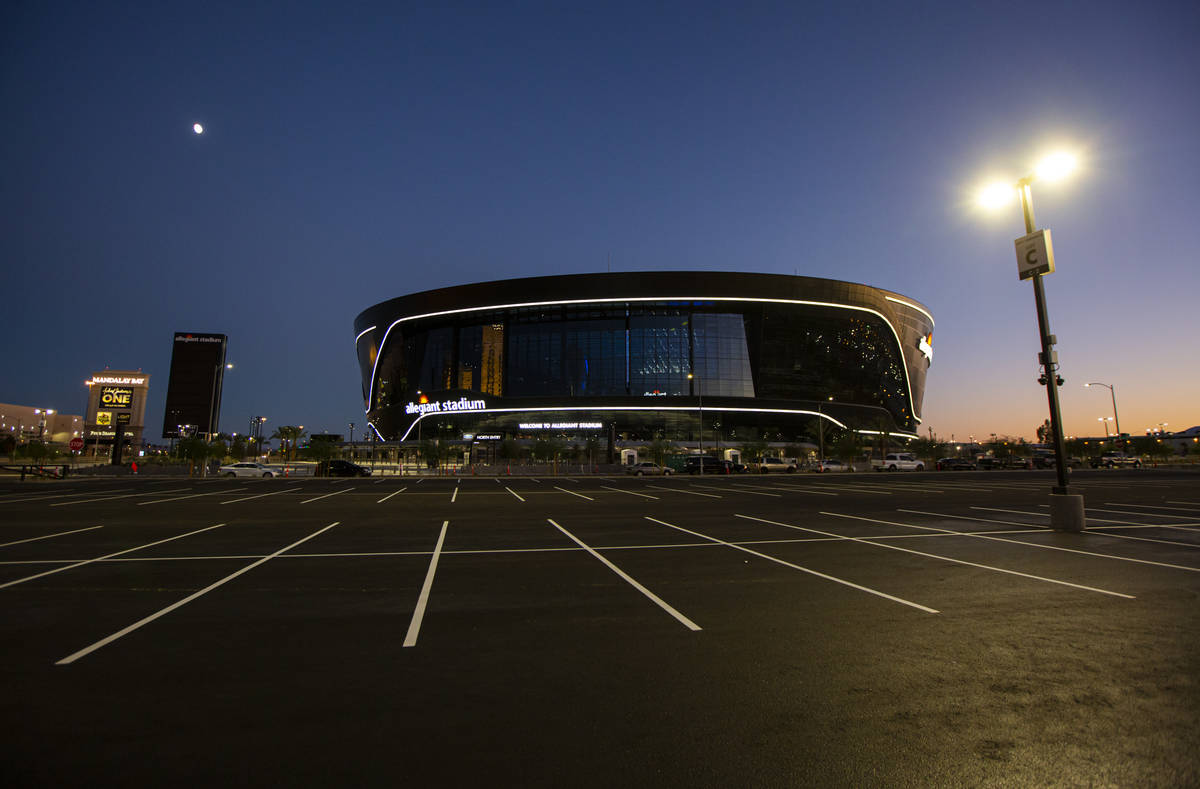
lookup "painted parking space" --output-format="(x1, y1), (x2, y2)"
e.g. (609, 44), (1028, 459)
(0, 469), (1195, 667)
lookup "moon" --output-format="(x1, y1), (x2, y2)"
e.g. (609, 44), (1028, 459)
(193, 123), (204, 134)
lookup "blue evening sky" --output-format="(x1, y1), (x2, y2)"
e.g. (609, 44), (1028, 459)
(3, 0), (1197, 442)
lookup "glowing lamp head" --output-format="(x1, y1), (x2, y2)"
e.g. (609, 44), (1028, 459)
(977, 182), (1015, 209)
(1035, 151), (1078, 182)
(193, 123), (204, 135)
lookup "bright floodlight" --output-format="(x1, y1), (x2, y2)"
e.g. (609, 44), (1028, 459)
(1035, 151), (1078, 182)
(193, 123), (204, 134)
(977, 182), (1015, 209)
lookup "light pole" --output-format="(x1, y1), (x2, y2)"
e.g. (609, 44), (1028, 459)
(83, 380), (95, 458)
(207, 362), (234, 442)
(1084, 382), (1121, 445)
(979, 151), (1083, 531)
(817, 396), (833, 462)
(687, 373), (703, 475)
(1098, 417), (1113, 438)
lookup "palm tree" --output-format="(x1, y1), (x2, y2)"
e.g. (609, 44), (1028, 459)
(270, 426), (308, 466)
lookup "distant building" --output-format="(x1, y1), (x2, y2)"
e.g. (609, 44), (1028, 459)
(85, 370), (151, 453)
(161, 333), (228, 439)
(353, 272), (934, 453)
(1165, 426), (1200, 455)
(0, 404), (84, 445)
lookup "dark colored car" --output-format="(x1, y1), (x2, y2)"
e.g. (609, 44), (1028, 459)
(936, 457), (976, 471)
(320, 459), (371, 477)
(685, 456), (731, 474)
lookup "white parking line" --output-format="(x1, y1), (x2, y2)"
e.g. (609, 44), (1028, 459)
(738, 514), (1134, 599)
(505, 487), (526, 502)
(550, 518), (701, 631)
(138, 490), (237, 506)
(1, 523), (227, 590)
(703, 484), (780, 498)
(1106, 503), (1200, 513)
(973, 505), (1200, 533)
(600, 485), (659, 500)
(451, 485), (459, 503)
(404, 520), (449, 648)
(55, 522), (339, 665)
(894, 510), (1200, 573)
(222, 487), (303, 504)
(1085, 506), (1200, 519)
(300, 488), (355, 504)
(554, 486), (594, 501)
(377, 487), (408, 503)
(1167, 500), (1200, 506)
(647, 485), (720, 498)
(1069, 507), (1200, 530)
(0, 525), (103, 548)
(644, 516), (936, 613)
(750, 483), (838, 497)
(794, 482), (887, 495)
(1, 488), (135, 504)
(50, 488), (191, 507)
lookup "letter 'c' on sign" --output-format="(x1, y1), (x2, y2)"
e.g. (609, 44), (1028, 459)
(1026, 248), (1039, 264)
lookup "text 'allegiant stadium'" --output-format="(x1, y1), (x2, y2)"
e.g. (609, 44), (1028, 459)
(405, 397), (488, 415)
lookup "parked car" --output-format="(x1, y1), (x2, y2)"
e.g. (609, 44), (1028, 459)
(1033, 454), (1085, 469)
(936, 457), (976, 471)
(319, 459), (372, 477)
(976, 457), (1003, 470)
(870, 453), (925, 472)
(750, 456), (798, 473)
(685, 456), (730, 474)
(1005, 456), (1032, 469)
(626, 461), (673, 476)
(1089, 453), (1142, 469)
(218, 462), (278, 478)
(815, 459), (848, 473)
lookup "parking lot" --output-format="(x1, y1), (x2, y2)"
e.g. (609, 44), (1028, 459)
(2, 469), (1198, 786)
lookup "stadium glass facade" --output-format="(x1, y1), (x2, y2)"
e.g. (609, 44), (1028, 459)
(353, 272), (934, 450)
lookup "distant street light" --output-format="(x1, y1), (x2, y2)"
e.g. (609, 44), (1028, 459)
(977, 150), (1083, 531)
(1097, 416), (1113, 438)
(818, 396), (834, 462)
(1084, 382), (1121, 441)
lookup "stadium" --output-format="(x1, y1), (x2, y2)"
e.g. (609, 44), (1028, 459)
(352, 271), (934, 459)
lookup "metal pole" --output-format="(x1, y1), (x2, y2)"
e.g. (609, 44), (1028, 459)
(1109, 386), (1121, 440)
(1020, 182), (1070, 494)
(818, 402), (825, 462)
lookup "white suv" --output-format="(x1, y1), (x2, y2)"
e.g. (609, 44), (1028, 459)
(753, 457), (797, 473)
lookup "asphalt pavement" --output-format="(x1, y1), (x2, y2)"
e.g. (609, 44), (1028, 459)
(2, 468), (1198, 786)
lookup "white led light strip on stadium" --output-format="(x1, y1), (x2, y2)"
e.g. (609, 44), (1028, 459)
(392, 404), (890, 442)
(359, 295), (929, 423)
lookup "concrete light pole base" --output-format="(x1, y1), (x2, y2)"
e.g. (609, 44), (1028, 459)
(1050, 493), (1085, 532)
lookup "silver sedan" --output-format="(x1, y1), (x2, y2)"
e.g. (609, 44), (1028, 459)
(218, 462), (279, 478)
